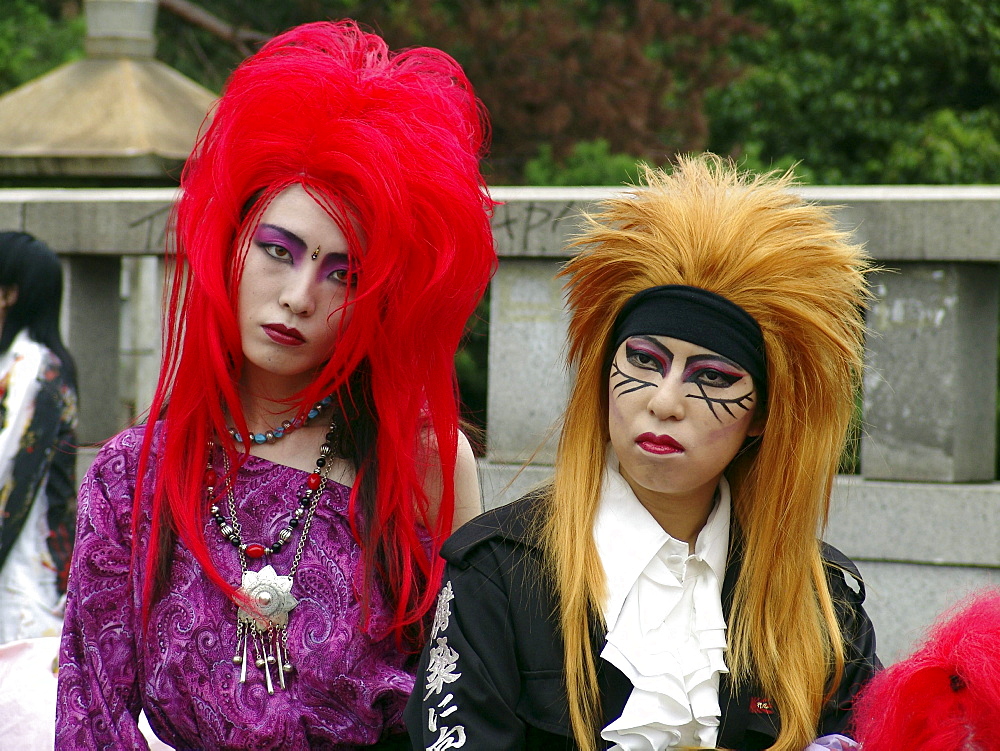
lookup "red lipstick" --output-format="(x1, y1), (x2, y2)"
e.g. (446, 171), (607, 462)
(636, 432), (684, 454)
(263, 324), (305, 346)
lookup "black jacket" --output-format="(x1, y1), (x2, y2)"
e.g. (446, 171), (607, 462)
(405, 494), (879, 750)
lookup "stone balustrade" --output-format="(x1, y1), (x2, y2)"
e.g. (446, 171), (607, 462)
(2, 185), (998, 662)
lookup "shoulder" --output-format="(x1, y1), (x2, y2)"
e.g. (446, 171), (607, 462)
(820, 541), (868, 605)
(74, 427), (153, 541)
(440, 490), (548, 569)
(86, 425), (154, 483)
(33, 344), (67, 383)
(35, 348), (77, 406)
(38, 346), (64, 376)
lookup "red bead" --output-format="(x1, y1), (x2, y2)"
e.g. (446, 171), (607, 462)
(306, 472), (322, 491)
(245, 543), (266, 559)
(204, 469), (217, 487)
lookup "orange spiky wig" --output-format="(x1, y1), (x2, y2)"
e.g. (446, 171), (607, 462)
(543, 154), (871, 750)
(853, 589), (1000, 751)
(135, 20), (496, 649)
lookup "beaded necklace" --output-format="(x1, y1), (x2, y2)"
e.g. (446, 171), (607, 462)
(207, 413), (339, 694)
(228, 394), (334, 445)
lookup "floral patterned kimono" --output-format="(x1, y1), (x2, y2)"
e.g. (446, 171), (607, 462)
(0, 330), (77, 642)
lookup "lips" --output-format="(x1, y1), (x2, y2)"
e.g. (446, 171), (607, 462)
(262, 324), (305, 346)
(635, 432), (684, 455)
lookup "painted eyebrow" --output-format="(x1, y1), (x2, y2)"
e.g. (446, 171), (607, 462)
(683, 353), (747, 373)
(257, 224), (307, 255)
(628, 337), (748, 375)
(629, 335), (675, 361)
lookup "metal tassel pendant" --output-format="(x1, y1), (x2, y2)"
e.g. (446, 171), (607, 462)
(233, 565), (298, 693)
(233, 620), (249, 684)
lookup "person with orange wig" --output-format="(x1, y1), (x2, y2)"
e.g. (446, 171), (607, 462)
(56, 20), (496, 749)
(407, 155), (878, 750)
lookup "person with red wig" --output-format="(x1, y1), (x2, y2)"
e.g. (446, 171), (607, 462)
(852, 589), (1000, 751)
(55, 20), (496, 749)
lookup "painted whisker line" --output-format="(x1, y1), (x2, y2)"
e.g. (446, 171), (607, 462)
(688, 387), (754, 421)
(616, 382), (656, 396)
(610, 361), (655, 396)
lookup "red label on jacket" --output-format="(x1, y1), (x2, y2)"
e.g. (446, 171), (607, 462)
(750, 697), (775, 714)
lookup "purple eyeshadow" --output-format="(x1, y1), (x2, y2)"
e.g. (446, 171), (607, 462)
(255, 225), (307, 260)
(319, 253), (351, 281)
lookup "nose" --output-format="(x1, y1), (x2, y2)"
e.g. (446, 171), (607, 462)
(646, 376), (686, 421)
(278, 268), (316, 317)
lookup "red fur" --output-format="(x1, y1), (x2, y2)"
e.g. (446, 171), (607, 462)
(852, 589), (1000, 751)
(134, 21), (496, 645)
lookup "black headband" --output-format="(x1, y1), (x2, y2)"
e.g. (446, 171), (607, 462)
(610, 285), (767, 396)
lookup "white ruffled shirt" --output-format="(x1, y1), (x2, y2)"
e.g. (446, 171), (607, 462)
(595, 451), (731, 750)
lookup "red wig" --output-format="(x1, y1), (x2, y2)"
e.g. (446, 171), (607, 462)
(852, 589), (1000, 750)
(136, 20), (496, 647)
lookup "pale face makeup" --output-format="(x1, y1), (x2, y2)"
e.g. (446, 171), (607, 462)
(608, 334), (762, 525)
(237, 184), (355, 396)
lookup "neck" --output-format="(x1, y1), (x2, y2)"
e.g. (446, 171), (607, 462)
(238, 365), (319, 430)
(621, 473), (719, 550)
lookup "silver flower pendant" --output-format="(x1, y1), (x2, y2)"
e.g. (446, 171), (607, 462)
(233, 565), (298, 693)
(237, 565), (297, 628)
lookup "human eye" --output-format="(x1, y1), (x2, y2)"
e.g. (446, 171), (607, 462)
(691, 367), (742, 389)
(326, 255), (353, 284)
(625, 342), (666, 373)
(261, 242), (292, 262)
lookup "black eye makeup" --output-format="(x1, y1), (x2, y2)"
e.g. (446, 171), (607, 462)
(610, 359), (657, 396)
(691, 367), (741, 389)
(611, 337), (756, 421)
(610, 337), (672, 395)
(686, 386), (755, 421)
(625, 339), (670, 375)
(681, 356), (755, 422)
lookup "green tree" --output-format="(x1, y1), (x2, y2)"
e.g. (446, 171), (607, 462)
(707, 0), (1000, 184)
(0, 0), (84, 94)
(523, 139), (646, 186)
(148, 0), (757, 183)
(372, 0), (757, 183)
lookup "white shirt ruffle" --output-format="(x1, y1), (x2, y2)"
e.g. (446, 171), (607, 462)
(595, 451), (731, 750)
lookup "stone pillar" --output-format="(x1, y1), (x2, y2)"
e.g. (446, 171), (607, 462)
(120, 255), (162, 421)
(486, 258), (569, 465)
(65, 255), (125, 444)
(84, 0), (158, 59)
(481, 188), (616, 507)
(862, 262), (1000, 481)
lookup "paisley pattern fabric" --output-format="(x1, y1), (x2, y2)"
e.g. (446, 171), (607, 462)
(56, 426), (416, 750)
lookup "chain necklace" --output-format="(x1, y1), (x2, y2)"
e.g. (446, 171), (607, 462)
(207, 414), (338, 694)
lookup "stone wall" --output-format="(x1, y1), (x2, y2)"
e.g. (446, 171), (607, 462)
(2, 184), (999, 662)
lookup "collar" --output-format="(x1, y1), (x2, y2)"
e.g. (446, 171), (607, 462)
(594, 447), (731, 631)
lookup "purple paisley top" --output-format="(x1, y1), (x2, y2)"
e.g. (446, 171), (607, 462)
(56, 426), (418, 750)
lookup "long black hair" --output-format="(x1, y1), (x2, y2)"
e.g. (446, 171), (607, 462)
(0, 231), (77, 389)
